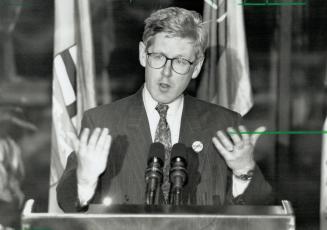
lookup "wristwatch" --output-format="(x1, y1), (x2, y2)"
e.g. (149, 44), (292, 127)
(234, 169), (254, 181)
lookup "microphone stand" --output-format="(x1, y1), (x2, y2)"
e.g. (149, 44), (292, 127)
(145, 158), (163, 205)
(145, 169), (161, 205)
(170, 157), (187, 206)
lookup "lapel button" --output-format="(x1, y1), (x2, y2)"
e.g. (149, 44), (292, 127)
(192, 141), (203, 153)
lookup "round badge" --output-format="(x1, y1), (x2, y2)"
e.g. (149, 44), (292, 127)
(192, 141), (203, 153)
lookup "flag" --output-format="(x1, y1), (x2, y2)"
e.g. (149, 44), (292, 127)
(49, 0), (96, 212)
(197, 0), (253, 116)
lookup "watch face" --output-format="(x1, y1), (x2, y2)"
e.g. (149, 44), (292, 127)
(239, 174), (252, 180)
(236, 170), (254, 181)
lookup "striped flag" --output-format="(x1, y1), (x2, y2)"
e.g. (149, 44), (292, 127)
(198, 0), (253, 116)
(49, 0), (96, 212)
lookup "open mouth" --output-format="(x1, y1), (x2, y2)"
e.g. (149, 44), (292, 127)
(159, 83), (170, 91)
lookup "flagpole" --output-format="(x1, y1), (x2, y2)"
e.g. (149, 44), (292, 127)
(275, 5), (292, 202)
(320, 58), (327, 230)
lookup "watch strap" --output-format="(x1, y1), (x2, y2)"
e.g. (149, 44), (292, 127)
(234, 169), (254, 181)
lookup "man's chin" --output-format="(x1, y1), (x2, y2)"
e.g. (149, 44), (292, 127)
(154, 95), (175, 104)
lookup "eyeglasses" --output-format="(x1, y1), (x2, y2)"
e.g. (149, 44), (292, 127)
(146, 52), (194, 75)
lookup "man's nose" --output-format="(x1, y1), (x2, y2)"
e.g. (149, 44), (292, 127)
(162, 60), (173, 77)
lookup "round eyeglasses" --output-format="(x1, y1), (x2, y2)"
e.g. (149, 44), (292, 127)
(146, 52), (194, 75)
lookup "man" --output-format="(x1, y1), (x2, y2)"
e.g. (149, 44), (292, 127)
(57, 7), (272, 212)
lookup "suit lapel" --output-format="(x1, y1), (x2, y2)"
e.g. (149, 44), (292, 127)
(179, 95), (227, 205)
(125, 89), (152, 196)
(179, 95), (210, 173)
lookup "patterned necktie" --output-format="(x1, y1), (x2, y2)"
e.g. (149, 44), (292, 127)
(154, 103), (172, 204)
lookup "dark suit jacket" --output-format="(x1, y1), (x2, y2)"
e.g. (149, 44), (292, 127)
(57, 88), (272, 212)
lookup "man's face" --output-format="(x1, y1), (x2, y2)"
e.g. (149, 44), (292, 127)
(139, 32), (204, 104)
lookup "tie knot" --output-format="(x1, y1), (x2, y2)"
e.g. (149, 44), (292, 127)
(155, 104), (169, 118)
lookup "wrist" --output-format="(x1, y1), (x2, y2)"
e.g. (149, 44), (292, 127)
(77, 178), (98, 212)
(77, 168), (99, 187)
(233, 161), (255, 175)
(75, 198), (89, 212)
(233, 163), (255, 181)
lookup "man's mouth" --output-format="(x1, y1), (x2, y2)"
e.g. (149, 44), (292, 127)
(159, 83), (170, 91)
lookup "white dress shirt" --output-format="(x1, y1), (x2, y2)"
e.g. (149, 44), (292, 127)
(142, 84), (183, 145)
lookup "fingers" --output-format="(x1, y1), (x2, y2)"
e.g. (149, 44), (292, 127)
(213, 125), (266, 172)
(97, 128), (112, 155)
(88, 128), (101, 146)
(78, 127), (111, 155)
(225, 125), (266, 147)
(216, 130), (234, 151)
(213, 125), (266, 150)
(79, 128), (90, 153)
(103, 135), (112, 153)
(97, 128), (109, 149)
(251, 126), (266, 146)
(213, 128), (242, 160)
(238, 125), (250, 144)
(227, 127), (242, 148)
(212, 136), (232, 160)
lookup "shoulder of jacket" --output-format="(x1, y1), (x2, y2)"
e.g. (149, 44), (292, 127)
(185, 95), (241, 118)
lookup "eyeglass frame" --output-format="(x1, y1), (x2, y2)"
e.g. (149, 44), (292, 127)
(146, 51), (195, 75)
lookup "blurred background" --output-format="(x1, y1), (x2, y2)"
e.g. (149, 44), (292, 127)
(0, 0), (326, 229)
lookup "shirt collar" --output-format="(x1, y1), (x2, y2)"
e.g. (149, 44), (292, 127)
(142, 84), (184, 115)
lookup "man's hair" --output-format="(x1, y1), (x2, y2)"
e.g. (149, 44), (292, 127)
(142, 7), (208, 59)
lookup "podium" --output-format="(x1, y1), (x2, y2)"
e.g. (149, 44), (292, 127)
(22, 200), (295, 230)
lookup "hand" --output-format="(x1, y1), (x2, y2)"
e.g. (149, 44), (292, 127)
(212, 125), (266, 174)
(69, 128), (112, 186)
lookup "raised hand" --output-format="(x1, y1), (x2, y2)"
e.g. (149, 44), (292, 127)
(212, 125), (266, 175)
(69, 127), (112, 186)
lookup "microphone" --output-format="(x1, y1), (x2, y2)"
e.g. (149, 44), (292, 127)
(170, 143), (188, 205)
(145, 142), (165, 205)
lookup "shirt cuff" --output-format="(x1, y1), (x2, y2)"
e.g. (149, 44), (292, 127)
(232, 175), (251, 197)
(77, 179), (98, 205)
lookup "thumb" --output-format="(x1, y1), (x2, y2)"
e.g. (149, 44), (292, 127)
(251, 126), (266, 146)
(67, 131), (80, 152)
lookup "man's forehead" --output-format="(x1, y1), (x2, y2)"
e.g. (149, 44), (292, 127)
(148, 32), (195, 45)
(147, 33), (196, 57)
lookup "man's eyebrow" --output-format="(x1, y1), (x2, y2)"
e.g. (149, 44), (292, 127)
(175, 55), (195, 62)
(149, 50), (194, 61)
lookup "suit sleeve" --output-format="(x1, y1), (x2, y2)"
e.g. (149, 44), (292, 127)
(226, 113), (274, 205)
(56, 112), (95, 212)
(227, 165), (274, 205)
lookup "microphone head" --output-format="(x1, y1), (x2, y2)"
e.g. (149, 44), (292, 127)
(148, 142), (165, 163)
(171, 143), (187, 164)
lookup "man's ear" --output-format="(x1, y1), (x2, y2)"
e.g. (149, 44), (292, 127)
(139, 41), (146, 67)
(191, 57), (205, 79)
